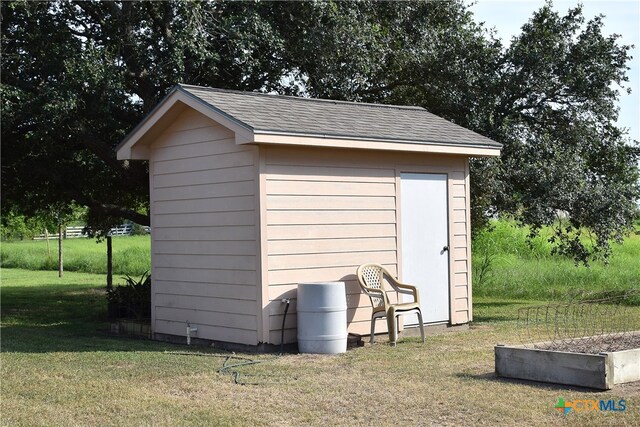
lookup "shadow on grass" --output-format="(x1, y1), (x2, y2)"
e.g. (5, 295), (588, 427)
(1, 284), (185, 354)
(455, 371), (603, 393)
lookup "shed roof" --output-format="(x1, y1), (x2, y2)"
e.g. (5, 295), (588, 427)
(117, 84), (501, 159)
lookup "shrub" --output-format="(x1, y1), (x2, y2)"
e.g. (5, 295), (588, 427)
(106, 272), (151, 320)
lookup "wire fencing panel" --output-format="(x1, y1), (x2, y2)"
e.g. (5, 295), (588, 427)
(517, 292), (640, 354)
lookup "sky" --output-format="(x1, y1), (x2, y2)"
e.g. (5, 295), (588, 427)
(469, 0), (640, 142)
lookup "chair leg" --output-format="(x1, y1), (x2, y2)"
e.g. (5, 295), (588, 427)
(416, 310), (425, 344)
(386, 307), (398, 346)
(370, 317), (376, 344)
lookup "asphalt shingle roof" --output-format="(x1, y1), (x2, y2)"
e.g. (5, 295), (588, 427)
(178, 84), (501, 149)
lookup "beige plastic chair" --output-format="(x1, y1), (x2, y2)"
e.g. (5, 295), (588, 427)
(356, 264), (425, 346)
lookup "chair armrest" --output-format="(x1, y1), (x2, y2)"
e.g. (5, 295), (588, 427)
(387, 275), (416, 293)
(360, 286), (385, 299)
(387, 276), (420, 301)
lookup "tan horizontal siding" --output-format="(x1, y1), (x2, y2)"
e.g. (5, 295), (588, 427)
(267, 180), (395, 196)
(153, 126), (233, 150)
(269, 329), (297, 345)
(451, 196), (466, 209)
(153, 210), (255, 228)
(268, 251), (396, 271)
(153, 226), (256, 241)
(155, 293), (256, 316)
(454, 285), (469, 298)
(154, 280), (256, 300)
(149, 109), (259, 346)
(268, 237), (396, 255)
(266, 164), (395, 182)
(154, 151), (254, 175)
(154, 240), (256, 256)
(452, 234), (467, 249)
(453, 298), (469, 312)
(452, 222), (467, 236)
(156, 320), (257, 345)
(154, 267), (257, 285)
(453, 272), (468, 286)
(453, 247), (468, 261)
(164, 108), (227, 133)
(267, 210), (396, 226)
(154, 165), (255, 188)
(267, 195), (396, 210)
(154, 195), (255, 215)
(268, 224), (396, 240)
(152, 138), (252, 162)
(448, 172), (470, 325)
(264, 147), (403, 342)
(452, 209), (467, 223)
(263, 146), (472, 343)
(154, 254), (256, 271)
(153, 180), (255, 202)
(156, 307), (257, 330)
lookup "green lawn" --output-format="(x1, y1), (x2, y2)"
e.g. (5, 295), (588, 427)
(2, 221), (639, 424)
(1, 268), (639, 426)
(0, 235), (150, 276)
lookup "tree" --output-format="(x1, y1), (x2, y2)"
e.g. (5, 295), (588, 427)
(2, 0), (638, 262)
(1, 1), (290, 234)
(488, 4), (640, 263)
(276, 1), (639, 263)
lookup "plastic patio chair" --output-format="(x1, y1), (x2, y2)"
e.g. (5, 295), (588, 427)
(356, 263), (426, 346)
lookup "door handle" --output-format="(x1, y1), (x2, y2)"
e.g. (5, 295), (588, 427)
(441, 245), (449, 254)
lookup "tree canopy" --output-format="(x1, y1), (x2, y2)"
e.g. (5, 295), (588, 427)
(2, 0), (638, 262)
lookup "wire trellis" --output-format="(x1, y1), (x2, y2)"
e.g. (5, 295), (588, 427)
(517, 292), (640, 354)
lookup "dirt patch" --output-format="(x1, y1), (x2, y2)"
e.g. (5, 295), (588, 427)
(531, 333), (640, 354)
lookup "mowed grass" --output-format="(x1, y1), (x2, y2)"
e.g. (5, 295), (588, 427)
(2, 268), (639, 426)
(0, 235), (150, 276)
(472, 220), (640, 303)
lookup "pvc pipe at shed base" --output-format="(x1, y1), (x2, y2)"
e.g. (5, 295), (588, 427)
(297, 282), (347, 354)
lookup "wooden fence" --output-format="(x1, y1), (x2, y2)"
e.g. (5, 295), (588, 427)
(33, 224), (150, 240)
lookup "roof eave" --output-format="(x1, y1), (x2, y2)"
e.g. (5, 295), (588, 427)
(250, 131), (501, 157)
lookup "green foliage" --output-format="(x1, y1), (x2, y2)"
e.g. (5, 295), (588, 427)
(0, 235), (150, 275)
(472, 220), (640, 303)
(1, 1), (289, 233)
(1, 206), (87, 241)
(491, 4), (640, 264)
(0, 211), (51, 241)
(129, 223), (149, 236)
(281, 1), (639, 263)
(106, 272), (151, 320)
(2, 0), (637, 262)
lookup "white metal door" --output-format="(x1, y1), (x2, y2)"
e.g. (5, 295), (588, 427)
(400, 173), (450, 324)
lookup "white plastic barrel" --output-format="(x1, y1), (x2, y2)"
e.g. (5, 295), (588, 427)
(297, 282), (348, 354)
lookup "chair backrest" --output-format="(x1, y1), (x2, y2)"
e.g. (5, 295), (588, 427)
(356, 264), (390, 310)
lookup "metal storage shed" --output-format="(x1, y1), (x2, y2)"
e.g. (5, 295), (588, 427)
(116, 84), (501, 349)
